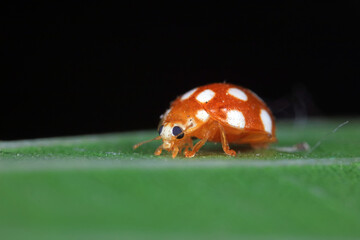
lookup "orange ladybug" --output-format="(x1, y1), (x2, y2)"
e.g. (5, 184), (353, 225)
(134, 83), (277, 158)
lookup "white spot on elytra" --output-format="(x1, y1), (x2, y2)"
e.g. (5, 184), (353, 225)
(228, 88), (248, 101)
(181, 88), (198, 100)
(196, 89), (215, 103)
(160, 108), (171, 119)
(196, 109), (209, 122)
(260, 109), (272, 134)
(226, 110), (245, 128)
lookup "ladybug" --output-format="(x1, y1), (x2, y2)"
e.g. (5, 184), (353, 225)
(134, 83), (277, 158)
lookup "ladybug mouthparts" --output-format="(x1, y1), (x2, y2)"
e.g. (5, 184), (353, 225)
(162, 140), (173, 150)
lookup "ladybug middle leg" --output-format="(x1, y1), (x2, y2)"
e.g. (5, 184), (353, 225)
(217, 122), (237, 156)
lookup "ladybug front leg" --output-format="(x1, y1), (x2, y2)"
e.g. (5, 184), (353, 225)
(171, 147), (179, 158)
(218, 123), (236, 156)
(154, 145), (163, 156)
(184, 137), (208, 158)
(183, 138), (194, 156)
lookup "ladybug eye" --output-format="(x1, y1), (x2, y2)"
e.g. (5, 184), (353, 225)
(158, 125), (164, 135)
(172, 126), (184, 139)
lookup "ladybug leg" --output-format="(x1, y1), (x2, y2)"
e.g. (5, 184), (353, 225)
(171, 147), (179, 158)
(184, 137), (208, 158)
(183, 138), (194, 156)
(154, 145), (163, 156)
(218, 123), (237, 156)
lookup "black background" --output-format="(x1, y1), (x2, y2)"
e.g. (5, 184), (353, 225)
(2, 2), (359, 140)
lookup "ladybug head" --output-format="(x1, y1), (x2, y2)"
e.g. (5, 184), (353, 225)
(158, 123), (186, 150)
(132, 121), (189, 154)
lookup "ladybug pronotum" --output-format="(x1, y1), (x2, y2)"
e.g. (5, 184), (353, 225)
(134, 83), (277, 158)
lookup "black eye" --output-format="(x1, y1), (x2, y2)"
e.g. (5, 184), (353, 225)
(172, 126), (184, 139)
(158, 125), (164, 135)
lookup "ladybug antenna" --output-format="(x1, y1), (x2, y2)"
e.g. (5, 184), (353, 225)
(133, 136), (162, 150)
(183, 122), (195, 135)
(177, 124), (193, 138)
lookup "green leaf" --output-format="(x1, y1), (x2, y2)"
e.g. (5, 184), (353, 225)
(0, 119), (360, 239)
